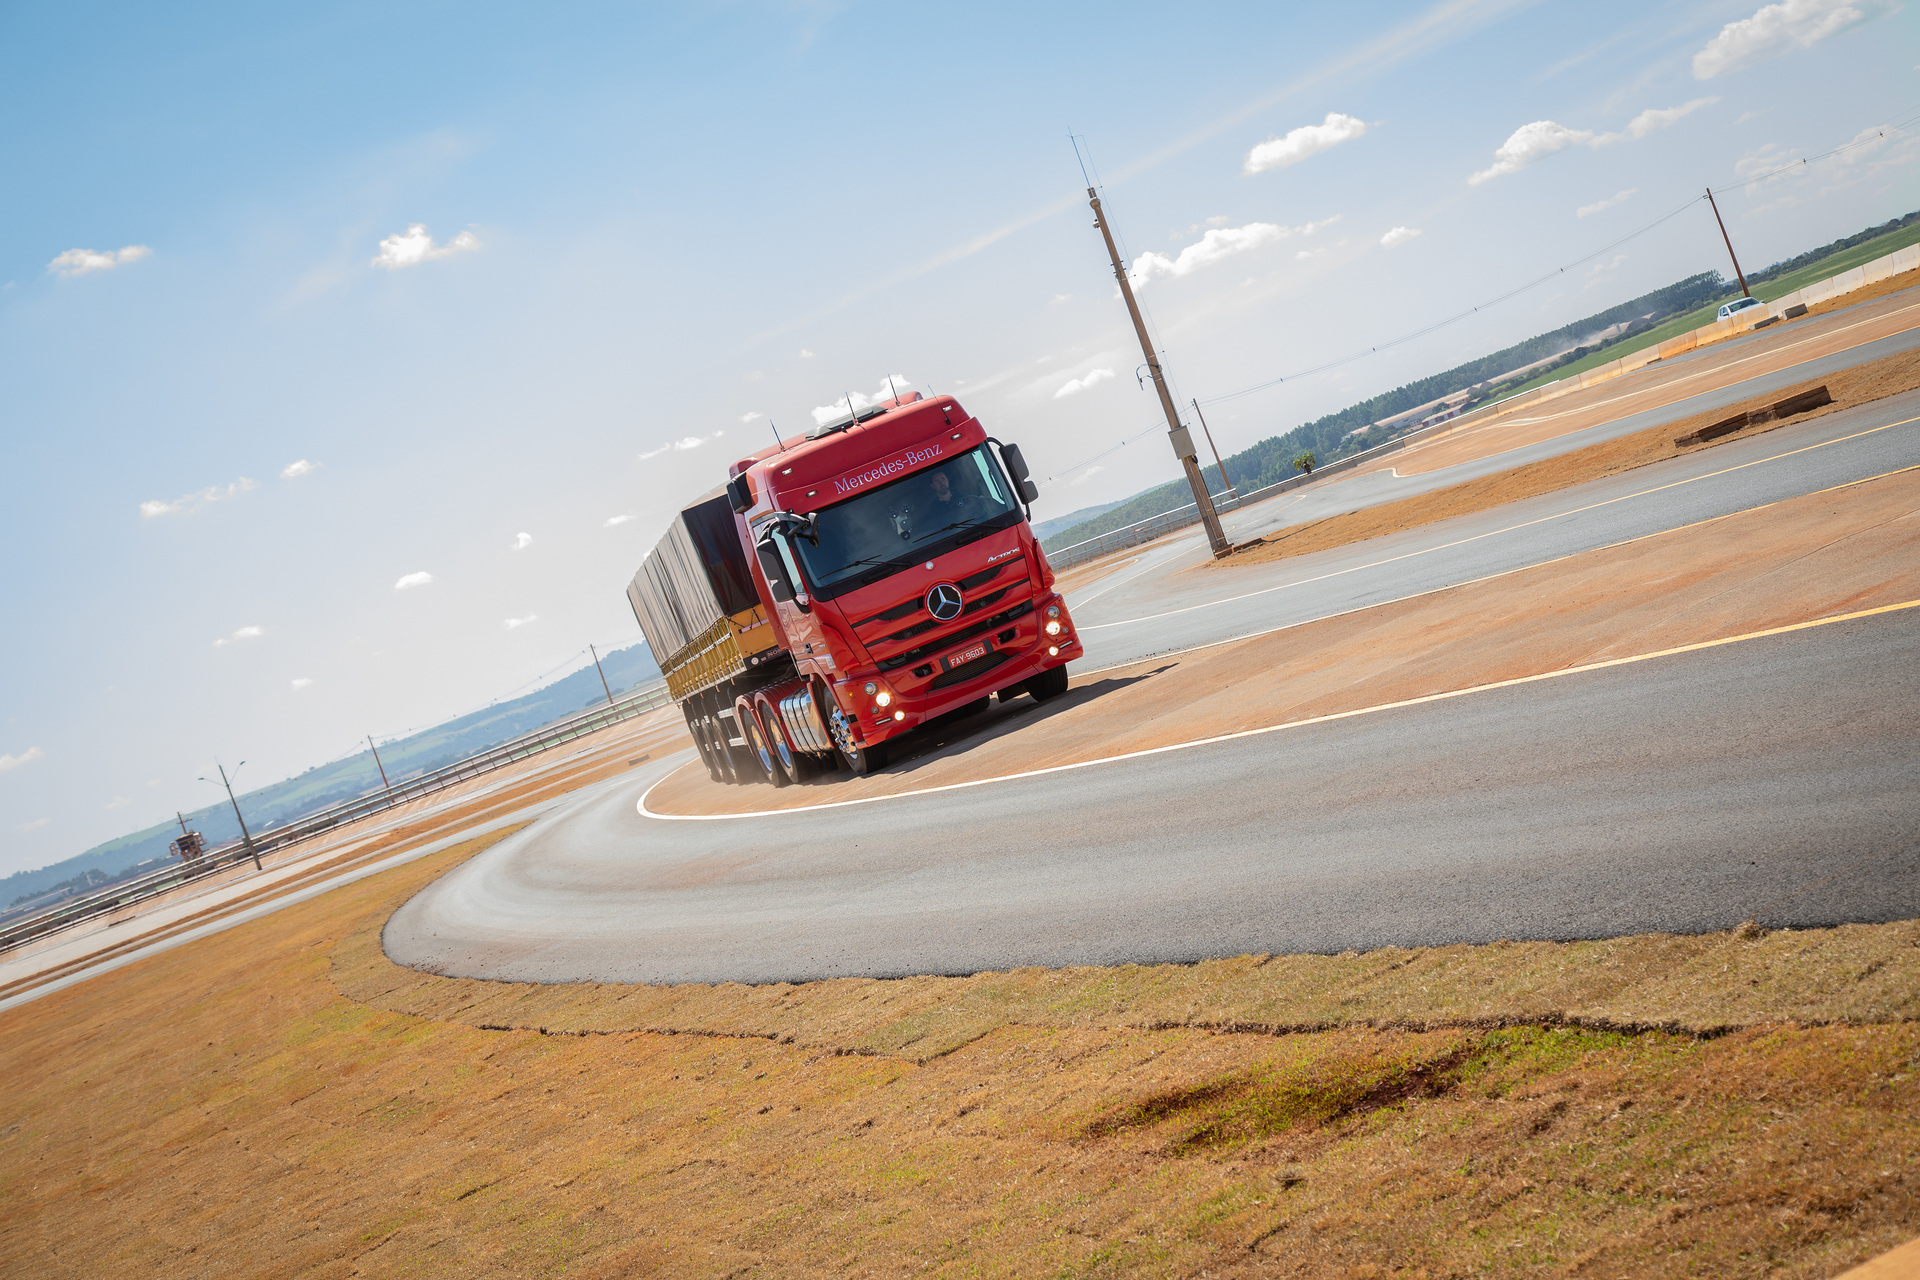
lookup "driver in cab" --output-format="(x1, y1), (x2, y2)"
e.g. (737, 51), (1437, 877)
(927, 468), (977, 524)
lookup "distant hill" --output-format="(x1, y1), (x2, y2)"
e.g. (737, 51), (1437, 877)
(1031, 500), (1128, 542)
(3, 642), (660, 909)
(1042, 208), (1918, 554)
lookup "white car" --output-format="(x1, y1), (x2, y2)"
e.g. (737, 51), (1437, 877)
(1717, 295), (1766, 321)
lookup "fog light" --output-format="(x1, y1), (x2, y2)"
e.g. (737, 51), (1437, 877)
(893, 709), (905, 721)
(1049, 645), (1059, 656)
(1045, 619), (1062, 636)
(875, 689), (892, 707)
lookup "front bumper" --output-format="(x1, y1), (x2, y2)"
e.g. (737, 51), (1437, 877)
(836, 593), (1082, 745)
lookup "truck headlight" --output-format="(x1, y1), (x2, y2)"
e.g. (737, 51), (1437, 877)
(1046, 604), (1061, 618)
(875, 689), (892, 707)
(863, 681), (878, 695)
(1045, 619), (1062, 636)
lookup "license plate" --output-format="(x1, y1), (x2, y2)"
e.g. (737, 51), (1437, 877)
(944, 641), (989, 671)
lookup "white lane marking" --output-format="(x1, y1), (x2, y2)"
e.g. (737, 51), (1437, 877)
(638, 598), (1920, 823)
(1082, 412), (1920, 631)
(1390, 300), (1920, 465)
(1069, 541), (1194, 607)
(1072, 461), (1920, 679)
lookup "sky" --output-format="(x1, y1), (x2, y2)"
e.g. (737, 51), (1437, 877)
(2, 0), (1916, 875)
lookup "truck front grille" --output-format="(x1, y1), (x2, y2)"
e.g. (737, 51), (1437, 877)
(876, 600), (1033, 672)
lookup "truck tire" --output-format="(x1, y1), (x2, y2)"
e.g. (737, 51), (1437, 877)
(1027, 665), (1070, 703)
(741, 712), (788, 787)
(837, 738), (889, 777)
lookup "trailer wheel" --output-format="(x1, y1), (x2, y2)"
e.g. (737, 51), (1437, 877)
(687, 707), (726, 784)
(1027, 665), (1070, 703)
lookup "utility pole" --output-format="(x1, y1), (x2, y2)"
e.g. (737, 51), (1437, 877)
(201, 762), (261, 871)
(590, 644), (615, 705)
(1087, 186), (1230, 558)
(367, 735), (394, 806)
(1704, 187), (1750, 298)
(1190, 398), (1234, 498)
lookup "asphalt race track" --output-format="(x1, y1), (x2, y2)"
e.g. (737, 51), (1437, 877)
(1075, 382), (1920, 671)
(386, 611), (1920, 984)
(386, 349), (1920, 984)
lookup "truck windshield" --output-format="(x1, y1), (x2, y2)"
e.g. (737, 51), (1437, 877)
(791, 446), (1022, 599)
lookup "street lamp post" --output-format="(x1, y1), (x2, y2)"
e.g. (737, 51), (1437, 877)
(200, 761), (261, 871)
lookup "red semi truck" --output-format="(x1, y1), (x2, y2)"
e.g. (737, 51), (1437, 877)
(625, 392), (1082, 784)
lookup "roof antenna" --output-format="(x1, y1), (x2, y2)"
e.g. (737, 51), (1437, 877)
(886, 375), (899, 405)
(768, 418), (786, 453)
(1070, 132), (1093, 188)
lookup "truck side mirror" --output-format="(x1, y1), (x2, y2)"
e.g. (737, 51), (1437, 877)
(755, 537), (794, 603)
(727, 474), (754, 515)
(999, 442), (1041, 506)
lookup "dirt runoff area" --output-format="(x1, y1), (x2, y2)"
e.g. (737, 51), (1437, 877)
(0, 817), (1914, 1279)
(647, 459), (1920, 817)
(1219, 342), (1920, 571)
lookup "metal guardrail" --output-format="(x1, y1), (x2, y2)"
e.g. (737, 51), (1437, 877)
(0, 680), (676, 954)
(1046, 411), (1476, 571)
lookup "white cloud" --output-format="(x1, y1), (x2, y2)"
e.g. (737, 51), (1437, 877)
(0, 746), (46, 772)
(280, 458), (318, 479)
(1070, 465), (1107, 487)
(799, 348), (815, 359)
(105, 795), (129, 809)
(638, 434), (715, 460)
(393, 571), (434, 590)
(1469, 120), (1596, 184)
(370, 224), (480, 270)
(1299, 216), (1342, 236)
(1583, 254), (1629, 289)
(1577, 188), (1638, 217)
(512, 531), (533, 550)
(504, 614), (539, 629)
(212, 625), (265, 648)
(290, 678), (314, 691)
(740, 412), (763, 423)
(47, 244), (151, 278)
(139, 477), (258, 518)
(1128, 222), (1288, 288)
(1244, 112), (1369, 174)
(810, 374), (916, 426)
(1054, 368), (1116, 399)
(1051, 293), (1072, 304)
(1380, 226), (1423, 249)
(17, 817), (49, 832)
(1693, 0), (1897, 78)
(1205, 215), (1230, 227)
(1625, 97), (1719, 138)
(604, 514), (636, 527)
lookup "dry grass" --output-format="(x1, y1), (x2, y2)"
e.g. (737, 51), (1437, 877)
(1219, 344), (1920, 570)
(4, 825), (1918, 1278)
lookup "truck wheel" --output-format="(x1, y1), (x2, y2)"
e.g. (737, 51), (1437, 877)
(1027, 665), (1070, 703)
(693, 717), (726, 784)
(838, 738), (889, 777)
(742, 714), (788, 787)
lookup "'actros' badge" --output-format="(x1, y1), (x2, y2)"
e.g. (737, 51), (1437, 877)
(925, 583), (963, 621)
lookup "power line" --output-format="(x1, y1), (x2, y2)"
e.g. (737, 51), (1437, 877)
(1037, 105), (1915, 490)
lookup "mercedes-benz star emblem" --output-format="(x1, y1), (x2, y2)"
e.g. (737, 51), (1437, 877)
(926, 583), (963, 621)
